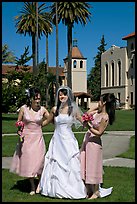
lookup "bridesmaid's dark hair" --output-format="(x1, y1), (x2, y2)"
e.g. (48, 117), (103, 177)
(100, 93), (116, 125)
(25, 87), (41, 109)
(55, 88), (73, 117)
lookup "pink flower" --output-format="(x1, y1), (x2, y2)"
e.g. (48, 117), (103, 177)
(82, 112), (94, 122)
(15, 121), (25, 142)
(82, 112), (94, 129)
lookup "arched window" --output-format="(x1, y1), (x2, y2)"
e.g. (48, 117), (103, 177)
(118, 61), (121, 86)
(105, 64), (108, 87)
(80, 60), (83, 68)
(73, 60), (77, 68)
(111, 62), (114, 86)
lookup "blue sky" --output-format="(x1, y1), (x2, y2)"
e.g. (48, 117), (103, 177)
(2, 2), (135, 75)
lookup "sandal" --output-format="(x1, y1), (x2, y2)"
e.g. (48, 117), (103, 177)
(88, 191), (100, 200)
(36, 184), (40, 194)
(30, 191), (35, 195)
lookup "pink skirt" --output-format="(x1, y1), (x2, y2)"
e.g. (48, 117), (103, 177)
(80, 131), (103, 184)
(10, 130), (46, 178)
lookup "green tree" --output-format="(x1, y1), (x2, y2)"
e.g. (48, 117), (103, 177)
(15, 46), (33, 71)
(2, 44), (16, 64)
(32, 61), (62, 108)
(15, 2), (52, 75)
(88, 35), (107, 101)
(50, 2), (91, 88)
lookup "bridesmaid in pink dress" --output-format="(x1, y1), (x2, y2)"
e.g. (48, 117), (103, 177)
(80, 93), (116, 199)
(10, 87), (49, 195)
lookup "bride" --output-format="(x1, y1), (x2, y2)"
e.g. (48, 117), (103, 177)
(39, 86), (87, 199)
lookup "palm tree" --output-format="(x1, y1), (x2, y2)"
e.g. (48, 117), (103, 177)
(15, 2), (52, 75)
(50, 2), (92, 88)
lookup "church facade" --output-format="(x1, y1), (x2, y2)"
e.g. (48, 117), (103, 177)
(101, 32), (135, 109)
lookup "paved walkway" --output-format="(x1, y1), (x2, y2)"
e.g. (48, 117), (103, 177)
(2, 131), (135, 169)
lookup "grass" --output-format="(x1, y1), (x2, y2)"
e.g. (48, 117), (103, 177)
(2, 113), (54, 134)
(2, 134), (54, 157)
(2, 110), (135, 133)
(2, 134), (135, 202)
(2, 167), (135, 202)
(106, 109), (135, 131)
(2, 111), (135, 202)
(116, 135), (135, 159)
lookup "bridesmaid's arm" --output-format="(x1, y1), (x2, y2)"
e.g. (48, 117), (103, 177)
(42, 107), (55, 127)
(88, 118), (108, 137)
(43, 107), (49, 119)
(17, 106), (24, 121)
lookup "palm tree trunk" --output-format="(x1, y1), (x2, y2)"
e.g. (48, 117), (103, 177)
(67, 24), (72, 89)
(36, 2), (39, 66)
(56, 2), (59, 92)
(32, 34), (37, 75)
(45, 33), (49, 107)
(46, 34), (48, 71)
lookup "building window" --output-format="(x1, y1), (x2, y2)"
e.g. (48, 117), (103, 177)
(111, 62), (114, 86)
(105, 64), (108, 87)
(118, 92), (120, 103)
(118, 61), (121, 86)
(73, 60), (77, 68)
(131, 59), (133, 68)
(80, 60), (83, 68)
(131, 75), (133, 85)
(131, 92), (133, 106)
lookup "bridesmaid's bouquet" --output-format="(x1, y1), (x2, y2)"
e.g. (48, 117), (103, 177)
(82, 112), (94, 129)
(15, 121), (25, 142)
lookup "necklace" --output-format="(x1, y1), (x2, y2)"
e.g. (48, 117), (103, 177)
(59, 105), (68, 114)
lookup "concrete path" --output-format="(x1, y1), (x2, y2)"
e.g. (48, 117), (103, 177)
(2, 131), (135, 169)
(102, 131), (135, 168)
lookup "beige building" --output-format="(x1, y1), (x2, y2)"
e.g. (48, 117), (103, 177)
(101, 32), (135, 109)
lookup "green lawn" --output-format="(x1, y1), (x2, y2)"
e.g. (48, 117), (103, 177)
(116, 135), (135, 159)
(2, 110), (135, 202)
(2, 110), (135, 133)
(2, 167), (135, 202)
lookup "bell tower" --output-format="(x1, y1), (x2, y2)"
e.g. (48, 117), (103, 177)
(63, 39), (87, 92)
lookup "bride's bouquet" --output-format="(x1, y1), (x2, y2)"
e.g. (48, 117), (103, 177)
(15, 121), (25, 142)
(82, 112), (94, 129)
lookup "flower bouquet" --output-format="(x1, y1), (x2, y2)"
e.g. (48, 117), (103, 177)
(82, 112), (94, 129)
(15, 121), (25, 142)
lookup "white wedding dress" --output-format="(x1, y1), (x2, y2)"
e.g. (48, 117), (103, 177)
(39, 113), (113, 199)
(39, 114), (87, 199)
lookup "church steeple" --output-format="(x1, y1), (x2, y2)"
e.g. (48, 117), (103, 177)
(72, 39), (84, 59)
(73, 38), (78, 47)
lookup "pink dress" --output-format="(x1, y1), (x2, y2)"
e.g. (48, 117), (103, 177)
(80, 112), (108, 184)
(10, 105), (46, 178)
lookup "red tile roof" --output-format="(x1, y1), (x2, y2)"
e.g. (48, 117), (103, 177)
(2, 64), (65, 76)
(64, 46), (87, 60)
(72, 46), (84, 58)
(74, 92), (92, 98)
(122, 32), (135, 40)
(2, 64), (33, 75)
